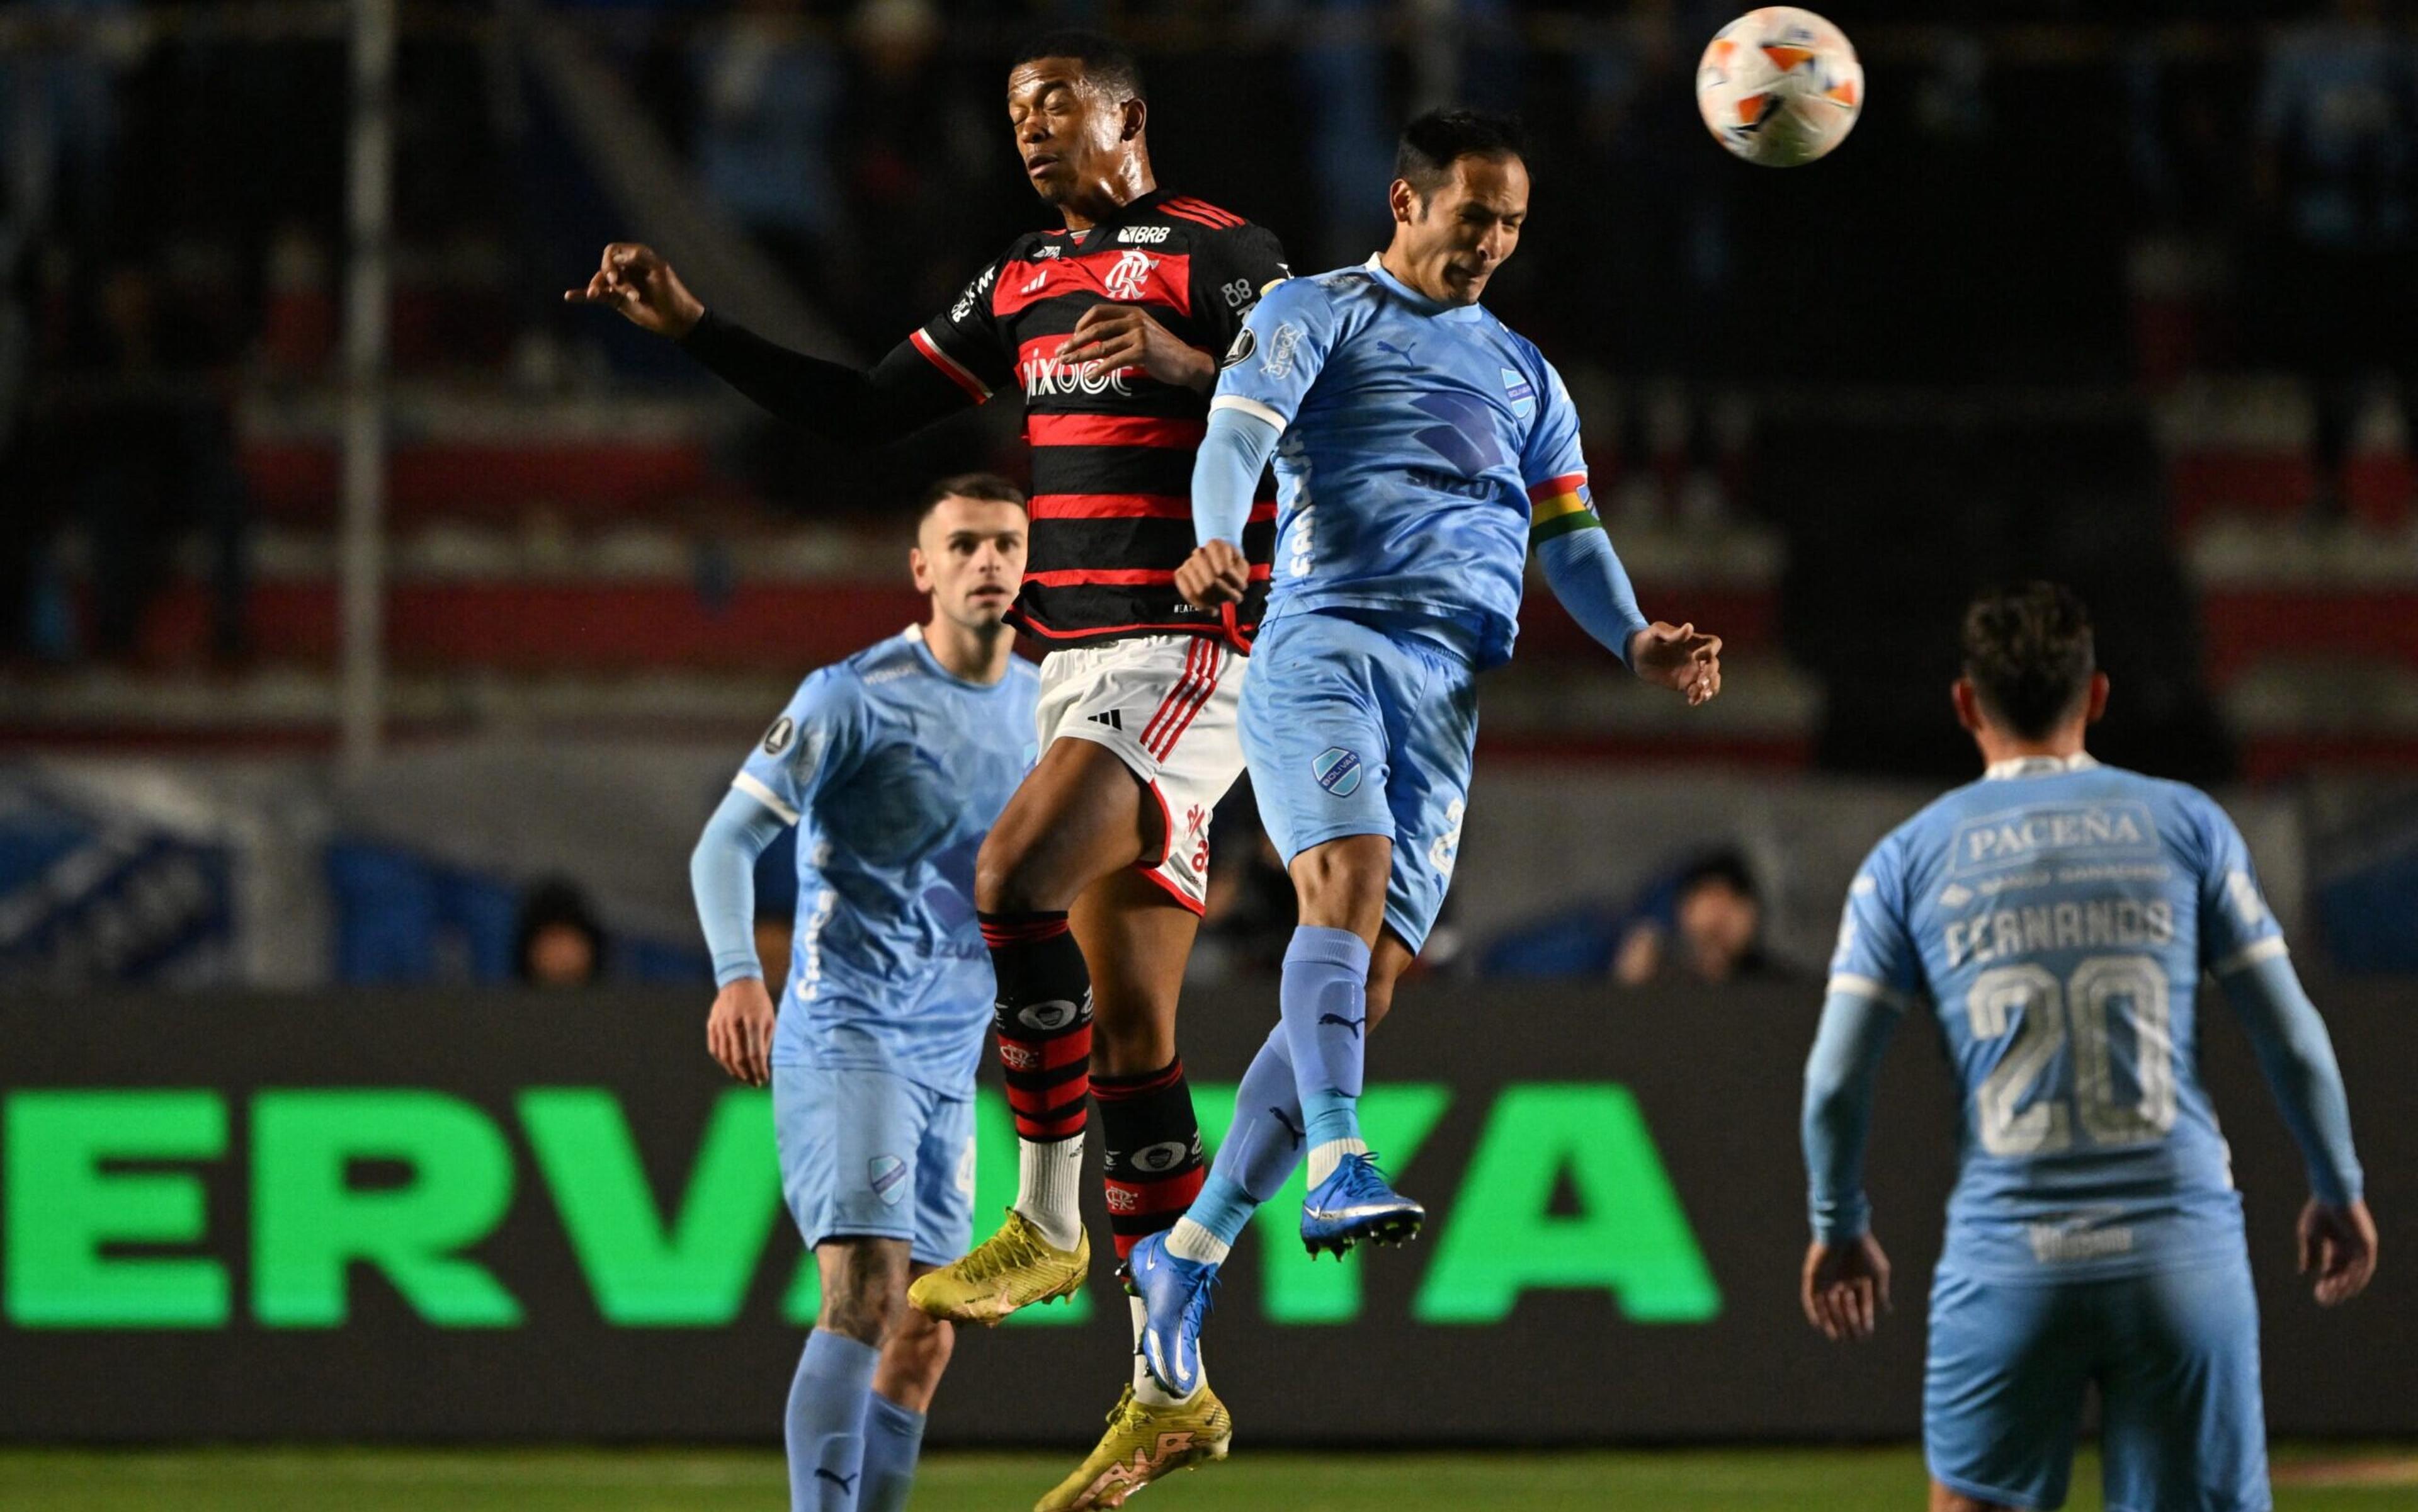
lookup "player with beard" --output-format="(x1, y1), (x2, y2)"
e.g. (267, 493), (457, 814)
(571, 29), (1285, 1508)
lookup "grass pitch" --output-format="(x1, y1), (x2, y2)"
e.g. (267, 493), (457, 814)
(4, 1446), (2414, 1510)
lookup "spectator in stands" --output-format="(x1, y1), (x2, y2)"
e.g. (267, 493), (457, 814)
(2254, 0), (2418, 526)
(516, 877), (608, 988)
(690, 0), (843, 292)
(1478, 848), (1774, 986)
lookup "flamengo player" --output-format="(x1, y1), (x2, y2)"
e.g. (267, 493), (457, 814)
(569, 30), (1283, 1505)
(1803, 584), (2376, 1512)
(1130, 110), (1725, 1401)
(688, 477), (1036, 1512)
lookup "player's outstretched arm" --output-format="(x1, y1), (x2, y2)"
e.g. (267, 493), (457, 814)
(2217, 951), (2376, 1304)
(1800, 986), (1901, 1341)
(691, 787), (792, 1086)
(1531, 514), (1723, 704)
(565, 242), (972, 450)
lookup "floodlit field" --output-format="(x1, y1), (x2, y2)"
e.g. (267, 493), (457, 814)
(5, 1447), (2415, 1511)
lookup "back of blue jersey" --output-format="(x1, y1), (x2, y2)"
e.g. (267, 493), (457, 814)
(1831, 755), (2288, 1282)
(734, 628), (1038, 1092)
(1208, 258), (1593, 668)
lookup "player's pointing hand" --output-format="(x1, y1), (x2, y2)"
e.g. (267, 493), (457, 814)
(2299, 1197), (2378, 1307)
(565, 242), (706, 340)
(1174, 539), (1251, 609)
(1629, 622), (1723, 706)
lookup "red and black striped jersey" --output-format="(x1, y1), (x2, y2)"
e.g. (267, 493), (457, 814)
(906, 191), (1288, 649)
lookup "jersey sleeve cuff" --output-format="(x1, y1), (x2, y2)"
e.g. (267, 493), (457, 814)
(732, 773), (800, 825)
(908, 327), (992, 401)
(1210, 392), (1289, 434)
(1826, 974), (1912, 1013)
(2210, 936), (2288, 977)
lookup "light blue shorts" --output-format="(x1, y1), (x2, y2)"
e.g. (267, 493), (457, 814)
(773, 1064), (977, 1268)
(1239, 610), (1480, 952)
(1926, 1258), (2271, 1512)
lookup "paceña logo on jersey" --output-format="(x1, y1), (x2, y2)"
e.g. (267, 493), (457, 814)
(1104, 250), (1159, 302)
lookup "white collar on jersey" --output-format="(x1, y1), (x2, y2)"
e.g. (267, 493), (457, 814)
(1984, 752), (2099, 781)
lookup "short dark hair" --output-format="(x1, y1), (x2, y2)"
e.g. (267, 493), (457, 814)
(1395, 108), (1528, 196)
(1677, 850), (1759, 904)
(915, 472), (1025, 530)
(1011, 29), (1144, 101)
(1961, 582), (2097, 739)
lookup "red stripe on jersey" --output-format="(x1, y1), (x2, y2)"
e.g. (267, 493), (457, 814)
(1027, 494), (1280, 524)
(1026, 564), (1273, 589)
(1164, 196), (1243, 228)
(1026, 412), (1206, 449)
(1030, 493), (1189, 521)
(1526, 471), (1588, 503)
(1019, 615), (1242, 642)
(992, 251), (1194, 319)
(909, 327), (990, 401)
(1159, 204), (1228, 230)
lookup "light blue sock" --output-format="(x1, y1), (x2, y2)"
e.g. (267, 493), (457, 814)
(858, 1392), (925, 1512)
(1280, 925), (1371, 1151)
(787, 1330), (877, 1511)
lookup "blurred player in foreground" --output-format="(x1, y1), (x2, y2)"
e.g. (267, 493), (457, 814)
(1802, 583), (2376, 1512)
(689, 477), (1037, 1511)
(576, 33), (1286, 1503)
(1132, 108), (1724, 1401)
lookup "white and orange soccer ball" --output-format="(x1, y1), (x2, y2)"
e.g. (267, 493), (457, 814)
(1695, 8), (1863, 168)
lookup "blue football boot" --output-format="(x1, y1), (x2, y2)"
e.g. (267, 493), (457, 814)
(1125, 1231), (1219, 1399)
(1301, 1151), (1424, 1258)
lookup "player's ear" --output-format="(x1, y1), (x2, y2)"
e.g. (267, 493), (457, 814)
(1121, 95), (1146, 142)
(909, 545), (932, 594)
(2084, 671), (2111, 725)
(1951, 678), (1985, 737)
(1387, 178), (1418, 227)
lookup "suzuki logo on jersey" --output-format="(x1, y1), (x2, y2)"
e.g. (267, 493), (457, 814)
(1949, 801), (2161, 877)
(1117, 224), (1171, 245)
(1021, 351), (1133, 399)
(1104, 249), (1159, 302)
(1313, 747), (1363, 798)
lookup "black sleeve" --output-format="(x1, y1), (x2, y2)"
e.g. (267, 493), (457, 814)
(1189, 224), (1292, 357)
(678, 310), (975, 449)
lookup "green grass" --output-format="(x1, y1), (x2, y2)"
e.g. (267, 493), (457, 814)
(3, 1447), (2413, 1511)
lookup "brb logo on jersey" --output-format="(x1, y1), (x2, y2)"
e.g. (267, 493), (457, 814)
(1313, 746), (1363, 798)
(1104, 249), (1158, 302)
(1117, 224), (1171, 245)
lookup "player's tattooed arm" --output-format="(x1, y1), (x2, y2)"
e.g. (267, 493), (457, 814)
(1055, 305), (1218, 393)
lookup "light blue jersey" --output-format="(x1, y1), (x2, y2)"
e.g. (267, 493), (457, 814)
(1830, 754), (2287, 1284)
(734, 627), (1039, 1092)
(1211, 256), (1594, 669)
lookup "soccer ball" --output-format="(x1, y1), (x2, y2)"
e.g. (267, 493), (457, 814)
(1696, 8), (1863, 168)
